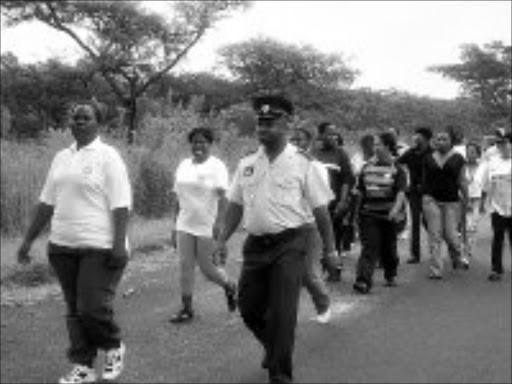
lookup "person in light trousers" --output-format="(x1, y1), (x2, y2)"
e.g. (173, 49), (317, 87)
(422, 127), (470, 279)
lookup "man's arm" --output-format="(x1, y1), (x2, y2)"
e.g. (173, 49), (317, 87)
(213, 189), (228, 240)
(312, 205), (339, 269)
(217, 202), (244, 245)
(335, 149), (355, 216)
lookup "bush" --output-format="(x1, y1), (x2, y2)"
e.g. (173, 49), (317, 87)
(0, 100), (259, 236)
(133, 152), (175, 218)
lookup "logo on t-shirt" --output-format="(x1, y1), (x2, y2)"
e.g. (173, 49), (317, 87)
(82, 165), (93, 175)
(244, 166), (254, 177)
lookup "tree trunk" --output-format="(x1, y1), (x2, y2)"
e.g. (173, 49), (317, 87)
(125, 97), (137, 145)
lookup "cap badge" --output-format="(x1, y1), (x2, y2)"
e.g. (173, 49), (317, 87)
(243, 166), (254, 177)
(261, 104), (270, 113)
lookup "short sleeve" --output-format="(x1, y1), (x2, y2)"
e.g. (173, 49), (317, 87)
(305, 161), (334, 209)
(475, 161), (490, 192)
(227, 163), (243, 205)
(39, 153), (60, 205)
(104, 149), (132, 210)
(214, 159), (229, 191)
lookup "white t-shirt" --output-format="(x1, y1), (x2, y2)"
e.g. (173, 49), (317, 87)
(477, 155), (512, 217)
(453, 144), (467, 159)
(466, 162), (483, 199)
(174, 156), (229, 237)
(40, 137), (132, 249)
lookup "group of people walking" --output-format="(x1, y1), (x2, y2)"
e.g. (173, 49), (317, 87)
(16, 94), (511, 384)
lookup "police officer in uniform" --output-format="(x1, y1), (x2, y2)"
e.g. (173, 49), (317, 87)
(214, 95), (339, 384)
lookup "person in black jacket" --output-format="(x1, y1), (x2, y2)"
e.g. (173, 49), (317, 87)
(312, 122), (355, 281)
(397, 126), (433, 264)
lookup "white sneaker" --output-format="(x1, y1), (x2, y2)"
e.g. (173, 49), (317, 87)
(315, 307), (332, 324)
(102, 342), (126, 381)
(59, 365), (97, 384)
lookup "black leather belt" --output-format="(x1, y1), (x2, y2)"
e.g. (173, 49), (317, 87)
(249, 224), (311, 246)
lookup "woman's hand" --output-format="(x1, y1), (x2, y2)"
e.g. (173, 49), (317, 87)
(107, 245), (129, 269)
(17, 241), (32, 265)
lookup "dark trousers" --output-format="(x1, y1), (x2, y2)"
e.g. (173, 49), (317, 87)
(48, 243), (125, 367)
(408, 192), (425, 260)
(238, 227), (307, 383)
(491, 212), (512, 274)
(356, 215), (399, 289)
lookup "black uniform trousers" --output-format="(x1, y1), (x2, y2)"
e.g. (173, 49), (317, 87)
(238, 226), (308, 383)
(356, 214), (399, 289)
(491, 212), (512, 274)
(407, 191), (426, 260)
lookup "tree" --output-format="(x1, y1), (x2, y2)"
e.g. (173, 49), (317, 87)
(1, 0), (250, 143)
(429, 42), (511, 122)
(219, 37), (359, 99)
(1, 53), (91, 137)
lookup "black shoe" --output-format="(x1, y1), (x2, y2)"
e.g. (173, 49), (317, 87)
(169, 308), (194, 324)
(261, 353), (269, 370)
(326, 267), (342, 282)
(428, 273), (442, 280)
(384, 278), (397, 287)
(488, 272), (503, 282)
(353, 281), (370, 294)
(406, 257), (420, 264)
(452, 259), (470, 270)
(224, 282), (237, 312)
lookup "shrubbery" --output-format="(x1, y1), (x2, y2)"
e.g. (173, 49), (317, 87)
(0, 100), (256, 236)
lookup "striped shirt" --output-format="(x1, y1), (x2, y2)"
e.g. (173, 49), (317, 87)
(357, 159), (407, 216)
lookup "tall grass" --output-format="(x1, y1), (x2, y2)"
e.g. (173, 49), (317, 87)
(0, 101), (255, 237)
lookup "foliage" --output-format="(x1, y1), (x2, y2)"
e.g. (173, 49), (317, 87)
(429, 41), (512, 122)
(219, 37), (359, 97)
(1, 0), (251, 143)
(1, 53), (94, 138)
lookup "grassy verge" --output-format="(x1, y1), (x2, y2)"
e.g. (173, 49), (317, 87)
(0, 217), (174, 289)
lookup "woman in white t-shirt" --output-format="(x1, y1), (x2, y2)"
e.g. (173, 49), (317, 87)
(477, 130), (512, 282)
(170, 127), (237, 323)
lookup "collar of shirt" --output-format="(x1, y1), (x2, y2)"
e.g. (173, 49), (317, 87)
(69, 136), (103, 153)
(254, 143), (297, 167)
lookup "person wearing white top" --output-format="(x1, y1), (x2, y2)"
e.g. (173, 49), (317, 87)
(477, 130), (512, 282)
(289, 127), (334, 324)
(214, 95), (338, 384)
(465, 142), (484, 234)
(16, 100), (131, 384)
(169, 127), (237, 324)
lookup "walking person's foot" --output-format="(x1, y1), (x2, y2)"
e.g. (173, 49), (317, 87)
(406, 257), (420, 264)
(428, 272), (443, 280)
(102, 342), (126, 381)
(353, 280), (370, 294)
(488, 272), (503, 282)
(59, 365), (97, 384)
(169, 307), (194, 324)
(384, 277), (398, 287)
(315, 306), (332, 324)
(224, 282), (238, 312)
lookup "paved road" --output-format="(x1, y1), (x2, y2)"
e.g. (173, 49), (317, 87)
(1, 218), (510, 383)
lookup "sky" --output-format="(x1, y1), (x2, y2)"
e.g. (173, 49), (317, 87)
(1, 1), (511, 100)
